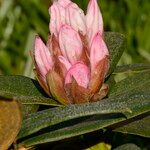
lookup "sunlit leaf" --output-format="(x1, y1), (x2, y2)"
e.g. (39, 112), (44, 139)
(86, 142), (111, 150)
(0, 99), (22, 150)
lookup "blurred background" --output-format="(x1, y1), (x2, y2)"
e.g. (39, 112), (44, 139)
(0, 0), (150, 77)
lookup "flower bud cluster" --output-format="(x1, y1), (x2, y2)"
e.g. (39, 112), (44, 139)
(33, 0), (109, 105)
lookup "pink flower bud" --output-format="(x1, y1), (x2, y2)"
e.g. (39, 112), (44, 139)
(90, 32), (109, 72)
(65, 62), (90, 88)
(86, 0), (103, 45)
(66, 2), (86, 34)
(47, 69), (70, 105)
(49, 1), (66, 36)
(33, 0), (109, 104)
(49, 0), (86, 37)
(59, 25), (83, 64)
(34, 36), (53, 77)
(57, 0), (71, 7)
(58, 56), (71, 71)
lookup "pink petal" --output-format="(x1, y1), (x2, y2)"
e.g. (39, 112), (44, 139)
(59, 25), (83, 64)
(49, 0), (86, 36)
(49, 2), (66, 37)
(34, 36), (53, 77)
(58, 55), (71, 70)
(90, 32), (109, 72)
(57, 0), (71, 7)
(86, 0), (103, 45)
(65, 62), (90, 88)
(66, 2), (86, 34)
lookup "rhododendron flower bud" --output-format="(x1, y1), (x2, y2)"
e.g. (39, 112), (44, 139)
(59, 25), (83, 64)
(33, 36), (54, 95)
(33, 0), (109, 105)
(86, 0), (103, 45)
(49, 0), (86, 37)
(65, 62), (90, 88)
(65, 2), (86, 34)
(90, 32), (109, 72)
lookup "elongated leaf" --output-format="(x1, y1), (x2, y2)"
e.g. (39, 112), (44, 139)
(109, 70), (150, 137)
(114, 64), (150, 73)
(0, 75), (59, 106)
(19, 90), (149, 147)
(18, 70), (150, 147)
(0, 99), (22, 150)
(109, 70), (150, 97)
(113, 113), (150, 138)
(22, 104), (39, 117)
(18, 98), (130, 139)
(104, 32), (126, 76)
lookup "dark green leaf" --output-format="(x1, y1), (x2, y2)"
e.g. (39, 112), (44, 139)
(104, 32), (126, 76)
(22, 104), (39, 117)
(114, 64), (150, 73)
(19, 90), (149, 147)
(108, 70), (150, 138)
(106, 74), (116, 91)
(109, 70), (150, 97)
(113, 113), (150, 138)
(18, 98), (131, 139)
(0, 75), (59, 106)
(18, 69), (150, 147)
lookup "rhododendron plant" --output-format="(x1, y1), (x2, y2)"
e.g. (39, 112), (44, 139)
(1, 0), (149, 149)
(33, 0), (109, 105)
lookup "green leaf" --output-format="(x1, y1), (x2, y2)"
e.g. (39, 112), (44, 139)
(114, 64), (150, 73)
(104, 32), (126, 76)
(109, 70), (150, 137)
(109, 70), (150, 97)
(113, 144), (140, 150)
(18, 70), (150, 147)
(0, 75), (60, 106)
(18, 98), (130, 139)
(19, 90), (149, 147)
(22, 104), (39, 117)
(106, 74), (116, 91)
(113, 113), (150, 138)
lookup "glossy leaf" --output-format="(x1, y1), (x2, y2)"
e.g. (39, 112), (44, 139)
(0, 75), (60, 106)
(104, 32), (126, 76)
(0, 99), (22, 150)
